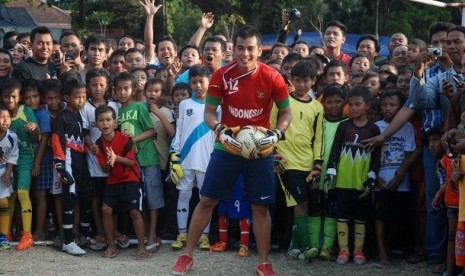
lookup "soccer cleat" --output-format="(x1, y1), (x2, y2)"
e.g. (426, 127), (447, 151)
(304, 247), (319, 261)
(319, 247), (332, 261)
(353, 251), (367, 265)
(197, 235), (210, 250)
(210, 241), (227, 252)
(237, 244), (250, 257)
(16, 232), (34, 250)
(336, 250), (350, 265)
(172, 254), (193, 275)
(0, 233), (11, 250)
(172, 233), (187, 250)
(256, 262), (276, 276)
(63, 241), (86, 256)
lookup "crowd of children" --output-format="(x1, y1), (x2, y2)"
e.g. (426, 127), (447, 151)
(2, 1), (465, 275)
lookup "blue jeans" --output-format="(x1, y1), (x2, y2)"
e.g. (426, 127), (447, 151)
(423, 146), (447, 258)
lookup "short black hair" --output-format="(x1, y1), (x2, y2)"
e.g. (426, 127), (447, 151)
(30, 26), (52, 43)
(0, 77), (21, 96)
(361, 72), (380, 86)
(118, 35), (134, 46)
(110, 49), (126, 61)
(178, 45), (200, 60)
(202, 37), (226, 52)
(189, 65), (212, 80)
(271, 42), (288, 53)
(3, 31), (18, 45)
(0, 103), (9, 114)
(17, 32), (30, 42)
(380, 90), (406, 106)
(325, 20), (347, 36)
(172, 82), (190, 97)
(155, 36), (178, 53)
(145, 78), (167, 95)
(40, 79), (63, 97)
(63, 78), (86, 96)
(85, 34), (109, 53)
(447, 26), (465, 37)
(85, 68), (111, 88)
(430, 22), (455, 40)
(59, 71), (81, 85)
(113, 71), (135, 88)
(125, 47), (144, 59)
(291, 60), (318, 79)
(428, 124), (444, 139)
(59, 30), (81, 45)
(324, 60), (348, 76)
(323, 84), (347, 102)
(356, 34), (381, 54)
(347, 86), (372, 104)
(282, 52), (302, 66)
(95, 105), (116, 120)
(349, 54), (371, 68)
(20, 79), (40, 96)
(233, 25), (261, 46)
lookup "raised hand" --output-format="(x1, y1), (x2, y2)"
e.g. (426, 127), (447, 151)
(201, 12), (215, 29)
(140, 0), (162, 16)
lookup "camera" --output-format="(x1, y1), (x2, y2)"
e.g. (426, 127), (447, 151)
(52, 52), (60, 61)
(427, 47), (442, 57)
(285, 8), (301, 20)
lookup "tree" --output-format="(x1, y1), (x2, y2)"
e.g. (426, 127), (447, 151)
(89, 11), (115, 36)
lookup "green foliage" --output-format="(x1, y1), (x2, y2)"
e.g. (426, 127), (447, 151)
(165, 0), (203, 47)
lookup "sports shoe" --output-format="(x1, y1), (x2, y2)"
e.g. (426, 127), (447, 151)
(256, 262), (276, 276)
(287, 248), (305, 260)
(16, 232), (34, 250)
(0, 233), (11, 250)
(63, 241), (86, 256)
(319, 247), (331, 261)
(353, 251), (366, 265)
(172, 254), (193, 275)
(237, 244), (250, 257)
(197, 235), (210, 251)
(336, 250), (350, 265)
(172, 233), (187, 250)
(304, 247), (319, 261)
(211, 241), (227, 252)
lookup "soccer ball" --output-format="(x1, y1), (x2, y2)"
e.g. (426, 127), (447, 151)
(235, 125), (268, 160)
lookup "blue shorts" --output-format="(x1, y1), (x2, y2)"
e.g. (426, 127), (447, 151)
(218, 174), (251, 219)
(141, 165), (164, 210)
(200, 149), (275, 205)
(35, 160), (53, 190)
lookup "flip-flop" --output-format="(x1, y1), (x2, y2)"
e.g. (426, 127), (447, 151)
(101, 248), (119, 258)
(146, 237), (162, 254)
(115, 235), (130, 249)
(135, 250), (151, 260)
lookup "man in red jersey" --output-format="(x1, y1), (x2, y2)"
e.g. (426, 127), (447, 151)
(172, 25), (292, 276)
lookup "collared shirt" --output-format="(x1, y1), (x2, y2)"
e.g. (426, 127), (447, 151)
(407, 65), (457, 132)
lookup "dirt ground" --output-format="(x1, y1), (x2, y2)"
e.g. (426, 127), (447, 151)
(0, 242), (433, 276)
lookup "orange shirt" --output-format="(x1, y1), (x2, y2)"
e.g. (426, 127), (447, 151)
(441, 156), (459, 207)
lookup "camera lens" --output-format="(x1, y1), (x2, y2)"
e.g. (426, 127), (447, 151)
(433, 49), (440, 56)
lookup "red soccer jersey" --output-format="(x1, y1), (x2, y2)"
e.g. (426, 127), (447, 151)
(207, 61), (289, 129)
(97, 131), (140, 185)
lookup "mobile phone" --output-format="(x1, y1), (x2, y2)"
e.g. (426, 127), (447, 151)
(65, 53), (74, 61)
